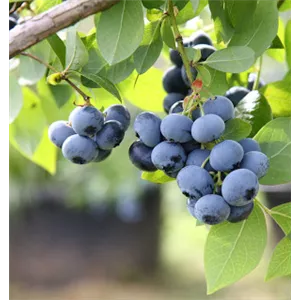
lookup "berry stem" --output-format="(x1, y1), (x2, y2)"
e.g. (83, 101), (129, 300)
(201, 156), (210, 169)
(252, 56), (263, 90)
(20, 52), (91, 102)
(167, 0), (194, 86)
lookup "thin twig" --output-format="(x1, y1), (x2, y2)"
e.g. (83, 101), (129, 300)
(20, 52), (58, 73)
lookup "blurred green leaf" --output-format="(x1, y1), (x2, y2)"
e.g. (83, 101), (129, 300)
(270, 203), (291, 235)
(173, 0), (189, 10)
(285, 20), (291, 69)
(49, 84), (74, 108)
(141, 0), (165, 9)
(222, 118), (252, 141)
(190, 0), (201, 13)
(176, 0), (208, 25)
(195, 65), (211, 86)
(278, 0), (291, 11)
(9, 74), (23, 124)
(146, 8), (163, 22)
(141, 170), (175, 184)
(47, 33), (66, 67)
(269, 35), (284, 49)
(31, 0), (62, 14)
(161, 17), (176, 49)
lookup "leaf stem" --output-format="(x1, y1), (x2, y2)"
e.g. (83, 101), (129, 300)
(20, 52), (90, 102)
(253, 56), (263, 90)
(167, 0), (194, 86)
(201, 156), (210, 169)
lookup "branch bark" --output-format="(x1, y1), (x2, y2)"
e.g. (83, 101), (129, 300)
(9, 0), (120, 59)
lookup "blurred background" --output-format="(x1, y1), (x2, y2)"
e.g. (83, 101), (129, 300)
(9, 4), (291, 300)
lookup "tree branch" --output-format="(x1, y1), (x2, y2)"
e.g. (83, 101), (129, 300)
(9, 0), (120, 59)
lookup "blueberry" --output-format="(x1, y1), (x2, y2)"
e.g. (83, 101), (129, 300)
(9, 13), (18, 30)
(164, 169), (180, 178)
(169, 100), (201, 120)
(160, 114), (193, 143)
(240, 151), (269, 178)
(247, 73), (265, 90)
(203, 96), (235, 121)
(186, 149), (214, 172)
(95, 120), (125, 150)
(134, 112), (162, 147)
(176, 165), (214, 200)
(191, 114), (225, 143)
(181, 140), (201, 154)
(163, 93), (185, 113)
(151, 141), (187, 172)
(129, 141), (157, 172)
(69, 106), (104, 136)
(194, 194), (230, 225)
(222, 169), (259, 206)
(181, 65), (198, 87)
(238, 138), (261, 153)
(210, 140), (244, 171)
(162, 66), (190, 95)
(186, 198), (198, 218)
(62, 134), (98, 164)
(169, 49), (183, 67)
(93, 148), (112, 162)
(190, 30), (213, 46)
(104, 104), (131, 131)
(48, 120), (76, 148)
(225, 86), (250, 107)
(227, 202), (254, 223)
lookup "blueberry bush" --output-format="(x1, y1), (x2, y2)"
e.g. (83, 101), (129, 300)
(9, 0), (291, 294)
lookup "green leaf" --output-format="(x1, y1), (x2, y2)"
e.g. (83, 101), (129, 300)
(82, 47), (107, 75)
(203, 46), (255, 73)
(208, 0), (234, 43)
(185, 47), (197, 62)
(269, 35), (284, 49)
(204, 203), (267, 294)
(80, 72), (122, 102)
(31, 0), (62, 14)
(190, 0), (201, 13)
(10, 87), (47, 157)
(173, 0), (189, 10)
(285, 20), (291, 69)
(81, 31), (97, 49)
(195, 65), (211, 86)
(19, 40), (50, 85)
(141, 0), (165, 9)
(176, 0), (208, 25)
(222, 118), (252, 141)
(133, 21), (163, 74)
(278, 0), (291, 11)
(254, 117), (291, 185)
(229, 0), (278, 58)
(146, 8), (163, 22)
(235, 90), (273, 137)
(96, 0), (144, 65)
(9, 74), (23, 124)
(65, 28), (89, 72)
(141, 170), (175, 184)
(47, 33), (66, 68)
(161, 17), (176, 49)
(49, 84), (74, 108)
(265, 235), (291, 281)
(118, 68), (165, 112)
(260, 75), (291, 118)
(270, 203), (291, 235)
(225, 0), (257, 29)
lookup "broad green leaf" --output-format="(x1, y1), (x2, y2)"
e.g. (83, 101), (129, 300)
(96, 0), (144, 65)
(222, 118), (252, 141)
(47, 33), (66, 67)
(173, 0), (189, 10)
(270, 203), (291, 235)
(285, 20), (291, 69)
(225, 0), (257, 28)
(195, 65), (211, 86)
(190, 0), (201, 13)
(146, 8), (163, 22)
(133, 21), (163, 74)
(81, 32), (97, 49)
(235, 90), (273, 137)
(260, 75), (291, 118)
(201, 67), (228, 99)
(204, 203), (267, 294)
(176, 0), (208, 25)
(203, 46), (255, 73)
(118, 68), (165, 112)
(65, 28), (89, 71)
(208, 0), (234, 43)
(269, 35), (285, 49)
(9, 74), (23, 123)
(254, 117), (291, 185)
(141, 170), (175, 184)
(229, 0), (278, 58)
(82, 47), (107, 75)
(161, 17), (176, 49)
(141, 0), (165, 9)
(31, 0), (61, 14)
(19, 40), (50, 85)
(49, 84), (74, 108)
(278, 0), (291, 11)
(10, 87), (47, 157)
(265, 235), (291, 281)
(99, 56), (135, 84)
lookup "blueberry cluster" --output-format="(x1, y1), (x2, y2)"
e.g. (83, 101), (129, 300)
(9, 12), (18, 30)
(48, 104), (130, 164)
(129, 93), (269, 225)
(163, 30), (216, 112)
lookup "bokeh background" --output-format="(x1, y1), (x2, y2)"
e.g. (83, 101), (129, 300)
(9, 5), (291, 300)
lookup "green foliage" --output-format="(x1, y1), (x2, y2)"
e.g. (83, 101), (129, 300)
(141, 170), (175, 184)
(285, 20), (291, 69)
(49, 84), (73, 108)
(9, 74), (23, 124)
(47, 34), (66, 67)
(270, 35), (284, 49)
(176, 0), (208, 25)
(146, 8), (163, 22)
(204, 203), (267, 294)
(141, 0), (165, 9)
(31, 0), (62, 14)
(279, 0), (291, 12)
(195, 65), (211, 86)
(161, 17), (176, 49)
(270, 203), (291, 235)
(222, 118), (252, 141)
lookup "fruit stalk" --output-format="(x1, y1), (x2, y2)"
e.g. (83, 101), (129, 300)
(167, 0), (194, 86)
(253, 56), (263, 90)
